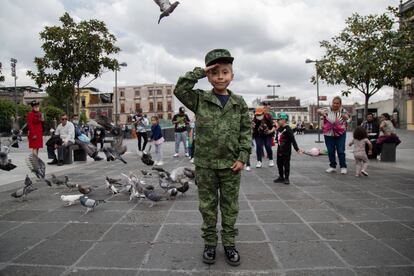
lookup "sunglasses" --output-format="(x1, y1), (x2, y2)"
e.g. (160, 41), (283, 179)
(61, 118), (68, 121)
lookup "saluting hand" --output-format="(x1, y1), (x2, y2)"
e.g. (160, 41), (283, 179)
(205, 63), (219, 74)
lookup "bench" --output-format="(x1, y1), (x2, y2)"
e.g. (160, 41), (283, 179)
(380, 142), (396, 162)
(63, 144), (87, 164)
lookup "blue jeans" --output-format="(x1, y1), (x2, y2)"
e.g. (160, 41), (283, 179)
(324, 134), (347, 168)
(255, 136), (273, 162)
(175, 131), (188, 154)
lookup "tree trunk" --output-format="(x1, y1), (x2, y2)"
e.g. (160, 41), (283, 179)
(364, 81), (370, 119)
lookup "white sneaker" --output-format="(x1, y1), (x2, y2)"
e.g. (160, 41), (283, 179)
(326, 167), (336, 173)
(185, 153), (190, 157)
(245, 166), (251, 171)
(157, 161), (164, 166)
(361, 170), (368, 176)
(269, 160), (274, 167)
(256, 161), (262, 168)
(190, 158), (194, 163)
(173, 153), (179, 157)
(341, 168), (347, 174)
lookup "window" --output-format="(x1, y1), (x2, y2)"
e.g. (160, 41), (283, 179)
(158, 113), (164, 119)
(298, 116), (301, 121)
(157, 102), (163, 111)
(120, 91), (124, 97)
(149, 102), (154, 112)
(292, 115), (295, 121)
(167, 102), (172, 112)
(157, 89), (162, 96)
(135, 103), (140, 112)
(148, 90), (153, 96)
(135, 90), (140, 97)
(167, 89), (172, 95)
(120, 103), (125, 113)
(168, 113), (172, 119)
(304, 116), (308, 122)
(81, 96), (86, 108)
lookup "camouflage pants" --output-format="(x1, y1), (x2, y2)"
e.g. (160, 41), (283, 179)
(196, 167), (241, 246)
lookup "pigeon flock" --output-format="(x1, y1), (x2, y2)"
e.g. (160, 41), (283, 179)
(3, 114), (195, 214)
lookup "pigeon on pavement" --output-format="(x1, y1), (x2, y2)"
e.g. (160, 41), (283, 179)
(10, 175), (37, 200)
(60, 194), (82, 206)
(0, 145), (17, 171)
(51, 174), (69, 186)
(79, 195), (106, 214)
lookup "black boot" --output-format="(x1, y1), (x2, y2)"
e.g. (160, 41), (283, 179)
(224, 245), (240, 266)
(202, 245), (216, 264)
(273, 177), (284, 183)
(284, 178), (290, 185)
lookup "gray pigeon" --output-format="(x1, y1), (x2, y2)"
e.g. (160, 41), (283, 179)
(79, 195), (106, 214)
(11, 175), (37, 200)
(26, 154), (51, 186)
(51, 174), (69, 186)
(0, 146), (16, 171)
(144, 189), (171, 207)
(153, 0), (180, 24)
(96, 116), (127, 164)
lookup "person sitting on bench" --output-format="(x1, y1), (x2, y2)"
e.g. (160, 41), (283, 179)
(376, 113), (401, 155)
(47, 114), (75, 166)
(361, 113), (380, 158)
(71, 114), (103, 161)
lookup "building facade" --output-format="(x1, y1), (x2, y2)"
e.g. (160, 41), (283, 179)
(394, 0), (414, 129)
(261, 96), (309, 124)
(115, 83), (175, 125)
(0, 86), (42, 104)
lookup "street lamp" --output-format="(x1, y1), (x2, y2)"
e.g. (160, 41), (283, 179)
(114, 62), (127, 126)
(10, 58), (18, 124)
(267, 84), (281, 100)
(305, 58), (324, 143)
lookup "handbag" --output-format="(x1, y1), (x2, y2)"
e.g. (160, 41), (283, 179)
(78, 133), (91, 143)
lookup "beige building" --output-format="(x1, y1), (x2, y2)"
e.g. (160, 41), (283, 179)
(115, 83), (175, 125)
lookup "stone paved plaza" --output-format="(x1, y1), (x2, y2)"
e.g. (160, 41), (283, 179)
(0, 133), (413, 276)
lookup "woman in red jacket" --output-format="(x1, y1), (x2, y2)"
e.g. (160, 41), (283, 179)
(27, 100), (44, 155)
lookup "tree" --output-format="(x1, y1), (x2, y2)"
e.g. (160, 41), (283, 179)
(41, 105), (65, 131)
(0, 100), (31, 133)
(27, 12), (120, 114)
(315, 7), (414, 116)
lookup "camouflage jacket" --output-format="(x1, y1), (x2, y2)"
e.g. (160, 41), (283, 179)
(174, 67), (251, 169)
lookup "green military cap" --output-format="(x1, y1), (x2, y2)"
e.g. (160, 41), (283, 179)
(205, 49), (234, 66)
(277, 112), (289, 121)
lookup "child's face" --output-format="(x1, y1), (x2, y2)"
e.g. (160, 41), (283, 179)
(277, 119), (286, 127)
(151, 118), (158, 125)
(206, 63), (234, 93)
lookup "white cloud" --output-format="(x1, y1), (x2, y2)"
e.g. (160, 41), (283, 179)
(0, 0), (398, 106)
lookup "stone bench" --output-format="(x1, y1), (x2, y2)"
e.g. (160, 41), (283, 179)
(63, 144), (87, 164)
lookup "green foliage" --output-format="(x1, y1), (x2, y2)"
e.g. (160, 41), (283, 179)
(41, 83), (74, 113)
(0, 100), (31, 133)
(315, 6), (414, 114)
(41, 105), (65, 131)
(27, 12), (121, 113)
(79, 112), (87, 125)
(0, 62), (4, 82)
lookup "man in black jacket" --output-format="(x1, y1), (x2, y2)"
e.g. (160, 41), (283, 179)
(361, 113), (380, 159)
(273, 113), (302, 185)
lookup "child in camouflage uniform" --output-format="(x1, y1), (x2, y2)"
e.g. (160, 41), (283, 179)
(174, 49), (251, 266)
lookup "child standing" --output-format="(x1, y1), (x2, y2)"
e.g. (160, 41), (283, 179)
(174, 49), (251, 266)
(150, 116), (164, 166)
(349, 126), (372, 177)
(273, 113), (302, 185)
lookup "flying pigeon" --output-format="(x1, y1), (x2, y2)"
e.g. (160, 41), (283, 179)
(96, 116), (127, 164)
(9, 122), (26, 148)
(51, 174), (69, 186)
(105, 179), (119, 194)
(26, 154), (51, 186)
(10, 175), (37, 200)
(79, 195), (106, 214)
(60, 194), (82, 206)
(153, 0), (180, 24)
(0, 145), (17, 171)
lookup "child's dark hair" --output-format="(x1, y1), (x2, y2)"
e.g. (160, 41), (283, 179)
(151, 115), (159, 122)
(353, 126), (368, 140)
(381, 113), (391, 120)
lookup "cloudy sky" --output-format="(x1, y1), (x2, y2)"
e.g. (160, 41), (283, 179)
(0, 0), (399, 106)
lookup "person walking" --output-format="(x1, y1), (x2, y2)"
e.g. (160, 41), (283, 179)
(150, 115), (164, 166)
(318, 96), (351, 174)
(27, 100), (44, 156)
(252, 106), (275, 168)
(349, 126), (372, 177)
(172, 106), (190, 157)
(133, 108), (149, 152)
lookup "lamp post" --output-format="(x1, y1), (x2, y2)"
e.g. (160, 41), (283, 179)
(267, 84), (281, 100)
(305, 58), (323, 143)
(114, 62), (127, 126)
(10, 58), (18, 123)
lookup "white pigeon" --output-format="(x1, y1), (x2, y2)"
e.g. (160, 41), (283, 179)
(60, 194), (83, 206)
